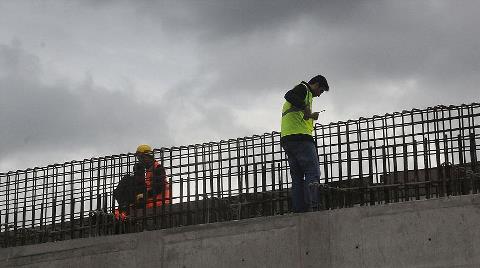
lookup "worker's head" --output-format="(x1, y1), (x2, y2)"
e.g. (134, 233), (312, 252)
(135, 144), (154, 166)
(308, 75), (329, 97)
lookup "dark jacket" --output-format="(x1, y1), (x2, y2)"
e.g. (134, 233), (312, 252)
(133, 162), (166, 196)
(113, 174), (143, 212)
(113, 161), (167, 212)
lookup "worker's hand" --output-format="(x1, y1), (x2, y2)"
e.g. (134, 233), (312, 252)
(303, 106), (312, 120)
(136, 193), (144, 202)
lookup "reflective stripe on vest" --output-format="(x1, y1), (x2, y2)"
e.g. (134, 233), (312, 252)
(281, 82), (313, 137)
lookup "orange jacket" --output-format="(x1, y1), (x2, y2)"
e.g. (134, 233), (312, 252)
(145, 160), (170, 208)
(114, 160), (170, 220)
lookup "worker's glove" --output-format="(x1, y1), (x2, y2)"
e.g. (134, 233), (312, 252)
(310, 112), (320, 120)
(136, 193), (144, 203)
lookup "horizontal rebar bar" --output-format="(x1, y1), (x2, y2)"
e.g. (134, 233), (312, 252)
(0, 102), (479, 247)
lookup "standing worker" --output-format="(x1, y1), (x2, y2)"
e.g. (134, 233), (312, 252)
(280, 75), (329, 213)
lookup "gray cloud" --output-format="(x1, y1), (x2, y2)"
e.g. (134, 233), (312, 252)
(0, 41), (251, 171)
(0, 42), (171, 168)
(1, 0), (480, 172)
(134, 1), (364, 40)
(177, 0), (480, 115)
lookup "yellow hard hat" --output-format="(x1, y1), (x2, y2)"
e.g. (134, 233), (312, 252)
(136, 144), (152, 154)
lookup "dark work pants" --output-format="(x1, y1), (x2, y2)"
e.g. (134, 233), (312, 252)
(282, 140), (321, 213)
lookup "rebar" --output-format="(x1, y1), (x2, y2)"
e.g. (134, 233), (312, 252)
(0, 102), (479, 247)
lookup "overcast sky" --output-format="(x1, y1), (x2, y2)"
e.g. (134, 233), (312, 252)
(0, 0), (479, 172)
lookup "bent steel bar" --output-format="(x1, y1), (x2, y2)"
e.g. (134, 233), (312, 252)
(0, 102), (479, 247)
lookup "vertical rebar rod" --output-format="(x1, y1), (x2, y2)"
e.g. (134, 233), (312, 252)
(413, 140), (420, 200)
(424, 138), (431, 199)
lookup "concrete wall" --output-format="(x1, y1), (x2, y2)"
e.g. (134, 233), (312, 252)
(2, 194), (480, 268)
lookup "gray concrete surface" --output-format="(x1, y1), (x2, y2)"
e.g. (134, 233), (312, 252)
(2, 195), (480, 267)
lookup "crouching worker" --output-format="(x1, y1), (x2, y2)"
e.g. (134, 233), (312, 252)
(114, 144), (170, 221)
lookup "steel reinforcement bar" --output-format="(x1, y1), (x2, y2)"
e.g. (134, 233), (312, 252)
(0, 102), (479, 247)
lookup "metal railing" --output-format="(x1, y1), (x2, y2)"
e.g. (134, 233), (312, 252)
(0, 102), (479, 247)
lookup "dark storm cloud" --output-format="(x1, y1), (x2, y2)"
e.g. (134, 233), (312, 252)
(143, 1), (361, 40)
(0, 41), (247, 171)
(148, 0), (480, 113)
(1, 0), (479, 172)
(73, 0), (480, 111)
(0, 42), (174, 169)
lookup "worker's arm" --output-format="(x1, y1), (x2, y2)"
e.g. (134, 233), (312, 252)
(114, 175), (137, 209)
(285, 84), (318, 120)
(284, 84), (307, 109)
(133, 163), (145, 177)
(150, 165), (166, 196)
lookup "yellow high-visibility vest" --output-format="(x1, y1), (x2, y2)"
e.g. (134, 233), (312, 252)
(281, 82), (313, 137)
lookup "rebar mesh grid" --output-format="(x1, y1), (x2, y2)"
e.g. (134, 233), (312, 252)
(0, 102), (479, 247)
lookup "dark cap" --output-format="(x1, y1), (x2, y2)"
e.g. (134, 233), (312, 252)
(308, 75), (329, 91)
